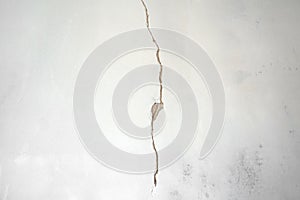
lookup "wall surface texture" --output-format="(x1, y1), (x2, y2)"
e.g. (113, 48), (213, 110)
(0, 0), (300, 199)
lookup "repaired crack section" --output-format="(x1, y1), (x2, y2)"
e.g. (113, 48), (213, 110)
(140, 0), (164, 187)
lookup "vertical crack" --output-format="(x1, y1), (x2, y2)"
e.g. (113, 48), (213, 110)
(140, 0), (164, 187)
(150, 102), (163, 187)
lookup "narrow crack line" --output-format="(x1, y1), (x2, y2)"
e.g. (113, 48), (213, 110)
(150, 102), (164, 187)
(140, 0), (163, 104)
(151, 114), (159, 187)
(140, 0), (164, 187)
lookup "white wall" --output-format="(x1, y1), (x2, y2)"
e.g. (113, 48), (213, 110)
(0, 0), (299, 199)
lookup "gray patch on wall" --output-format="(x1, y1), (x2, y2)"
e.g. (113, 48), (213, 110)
(228, 146), (263, 198)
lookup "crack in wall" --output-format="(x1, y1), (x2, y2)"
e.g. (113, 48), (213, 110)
(140, 0), (164, 187)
